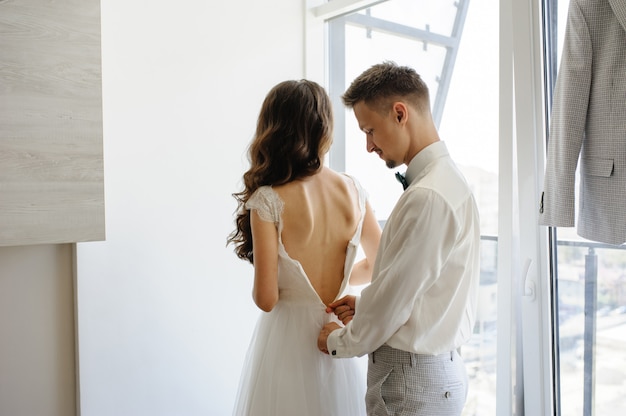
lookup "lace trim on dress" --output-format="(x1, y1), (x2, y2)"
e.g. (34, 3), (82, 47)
(245, 186), (284, 223)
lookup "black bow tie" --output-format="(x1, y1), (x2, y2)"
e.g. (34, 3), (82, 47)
(395, 172), (408, 190)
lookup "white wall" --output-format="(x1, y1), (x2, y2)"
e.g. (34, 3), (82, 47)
(76, 1), (306, 415)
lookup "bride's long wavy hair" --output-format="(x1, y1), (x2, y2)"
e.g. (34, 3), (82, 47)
(228, 80), (334, 263)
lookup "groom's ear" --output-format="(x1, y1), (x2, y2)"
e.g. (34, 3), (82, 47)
(392, 102), (408, 125)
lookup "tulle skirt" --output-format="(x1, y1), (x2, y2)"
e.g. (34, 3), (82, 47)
(232, 300), (367, 416)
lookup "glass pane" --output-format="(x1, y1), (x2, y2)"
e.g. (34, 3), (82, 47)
(548, 0), (626, 414)
(359, 0), (458, 35)
(343, 26), (447, 218)
(328, 0), (499, 413)
(556, 237), (626, 415)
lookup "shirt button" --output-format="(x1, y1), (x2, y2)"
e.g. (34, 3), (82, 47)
(444, 391), (451, 398)
(331, 350), (337, 356)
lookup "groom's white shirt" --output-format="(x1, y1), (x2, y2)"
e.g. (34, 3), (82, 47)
(327, 142), (481, 357)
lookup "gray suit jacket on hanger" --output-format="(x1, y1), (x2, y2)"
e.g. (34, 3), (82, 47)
(539, 0), (626, 245)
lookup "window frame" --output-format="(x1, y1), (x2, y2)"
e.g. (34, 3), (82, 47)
(305, 0), (556, 414)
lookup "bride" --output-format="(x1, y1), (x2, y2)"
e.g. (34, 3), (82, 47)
(228, 79), (381, 415)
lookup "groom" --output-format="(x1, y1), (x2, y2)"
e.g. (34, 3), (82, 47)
(317, 62), (481, 415)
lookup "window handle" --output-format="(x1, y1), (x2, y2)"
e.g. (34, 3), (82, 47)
(522, 258), (536, 301)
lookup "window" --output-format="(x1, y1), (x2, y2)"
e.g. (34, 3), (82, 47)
(314, 0), (500, 413)
(309, 0), (626, 414)
(544, 1), (626, 414)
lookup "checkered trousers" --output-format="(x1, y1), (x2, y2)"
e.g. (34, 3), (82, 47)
(365, 345), (468, 416)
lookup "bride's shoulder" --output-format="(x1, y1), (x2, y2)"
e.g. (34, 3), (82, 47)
(246, 186), (283, 222)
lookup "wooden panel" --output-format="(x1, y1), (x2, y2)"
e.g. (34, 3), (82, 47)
(0, 244), (77, 416)
(0, 0), (104, 246)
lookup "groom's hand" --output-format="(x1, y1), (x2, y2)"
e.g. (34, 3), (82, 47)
(317, 322), (341, 354)
(326, 295), (356, 324)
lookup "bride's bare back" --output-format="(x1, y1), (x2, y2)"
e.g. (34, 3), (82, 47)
(273, 167), (360, 305)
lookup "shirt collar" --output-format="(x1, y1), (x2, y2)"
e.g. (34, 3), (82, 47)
(403, 141), (448, 186)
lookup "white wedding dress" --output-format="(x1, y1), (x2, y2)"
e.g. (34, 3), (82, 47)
(232, 178), (368, 416)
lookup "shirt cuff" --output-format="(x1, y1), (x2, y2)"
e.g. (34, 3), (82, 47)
(328, 295), (361, 358)
(327, 329), (341, 358)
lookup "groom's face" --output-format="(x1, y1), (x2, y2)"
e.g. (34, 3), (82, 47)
(353, 101), (402, 169)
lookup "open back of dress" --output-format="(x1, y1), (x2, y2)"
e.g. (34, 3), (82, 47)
(232, 175), (368, 416)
